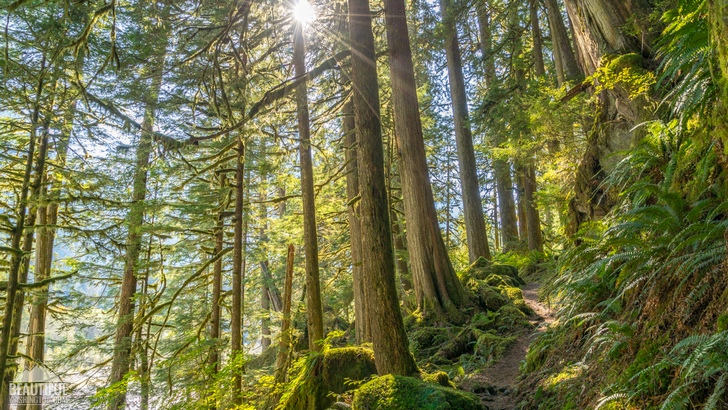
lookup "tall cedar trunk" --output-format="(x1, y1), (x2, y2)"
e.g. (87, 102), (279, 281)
(477, 4), (519, 252)
(109, 54), (163, 410)
(261, 261), (282, 312)
(516, 169), (528, 242)
(0, 57), (44, 405)
(348, 0), (419, 375)
(523, 164), (543, 251)
(136, 235), (153, 410)
(257, 191), (272, 350)
(208, 173), (226, 388)
(293, 22), (324, 351)
(274, 245), (295, 383)
(544, 0), (581, 85)
(261, 267), (271, 350)
(492, 189), (500, 251)
(383, 0), (469, 319)
(390, 209), (412, 291)
(20, 99), (75, 410)
(439, 0), (491, 263)
(386, 129), (412, 292)
(342, 100), (370, 344)
(231, 138), (245, 405)
(530, 0), (546, 77)
(1, 87), (52, 409)
(564, 0), (652, 233)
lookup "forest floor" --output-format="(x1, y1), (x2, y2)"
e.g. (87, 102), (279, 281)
(465, 282), (554, 410)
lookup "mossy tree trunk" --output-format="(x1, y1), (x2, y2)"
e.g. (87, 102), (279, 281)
(563, 0), (654, 233)
(349, 0), (419, 376)
(383, 0), (469, 320)
(710, 0), (728, 150)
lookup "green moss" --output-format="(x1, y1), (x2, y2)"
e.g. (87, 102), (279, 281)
(409, 327), (453, 359)
(718, 313), (728, 332)
(422, 371), (456, 388)
(500, 286), (524, 301)
(467, 279), (509, 311)
(352, 375), (486, 410)
(474, 332), (517, 361)
(469, 311), (497, 331)
(497, 305), (529, 328)
(278, 347), (377, 410)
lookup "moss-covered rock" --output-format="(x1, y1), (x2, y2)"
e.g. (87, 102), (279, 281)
(467, 279), (509, 312)
(474, 332), (517, 360)
(352, 375), (487, 410)
(422, 371), (456, 388)
(278, 347), (378, 410)
(466, 257), (525, 285)
(409, 326), (454, 359)
(497, 305), (530, 328)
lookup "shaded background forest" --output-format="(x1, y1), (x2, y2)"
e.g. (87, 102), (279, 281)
(1, 0), (728, 409)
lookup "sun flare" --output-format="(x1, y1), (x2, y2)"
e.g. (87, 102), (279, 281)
(292, 0), (315, 24)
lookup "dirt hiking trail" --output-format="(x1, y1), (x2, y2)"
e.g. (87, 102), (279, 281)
(465, 282), (555, 410)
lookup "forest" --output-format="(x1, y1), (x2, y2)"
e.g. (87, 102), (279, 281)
(1, 0), (727, 408)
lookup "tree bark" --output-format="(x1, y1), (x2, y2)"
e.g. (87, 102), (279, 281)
(274, 245), (295, 383)
(342, 100), (370, 344)
(523, 164), (543, 252)
(1, 72), (51, 407)
(109, 55), (163, 410)
(231, 137), (245, 405)
(293, 21), (324, 351)
(348, 0), (419, 375)
(710, 1), (728, 149)
(563, 0), (653, 233)
(530, 0), (546, 77)
(439, 0), (491, 263)
(383, 0), (469, 319)
(477, 4), (519, 252)
(516, 169), (528, 243)
(544, 0), (581, 85)
(208, 173), (226, 386)
(19, 99), (76, 410)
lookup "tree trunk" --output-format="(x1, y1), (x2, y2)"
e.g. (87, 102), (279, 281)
(563, 0), (653, 233)
(274, 245), (295, 383)
(439, 0), (491, 263)
(564, 0), (637, 76)
(530, 0), (546, 77)
(477, 4), (519, 252)
(523, 164), (543, 252)
(293, 21), (324, 351)
(342, 100), (370, 344)
(383, 0), (469, 320)
(109, 55), (163, 410)
(516, 169), (528, 242)
(19, 100), (76, 410)
(710, 1), (728, 148)
(208, 173), (226, 385)
(544, 0), (581, 85)
(348, 0), (419, 375)
(231, 137), (245, 405)
(390, 209), (412, 292)
(0, 68), (50, 406)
